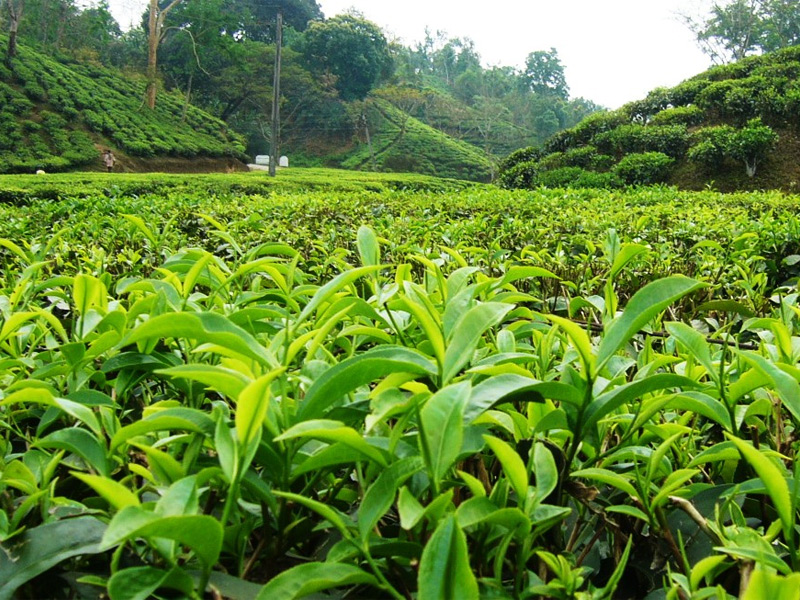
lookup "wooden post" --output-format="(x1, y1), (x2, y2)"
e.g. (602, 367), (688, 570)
(269, 10), (283, 177)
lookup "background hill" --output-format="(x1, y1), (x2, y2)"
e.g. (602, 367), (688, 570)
(499, 45), (800, 192)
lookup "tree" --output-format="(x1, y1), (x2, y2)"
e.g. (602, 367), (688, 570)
(521, 48), (569, 99)
(691, 0), (766, 63)
(728, 117), (777, 176)
(301, 14), (392, 101)
(240, 0), (322, 41)
(685, 0), (800, 63)
(145, 0), (183, 109)
(2, 0), (23, 60)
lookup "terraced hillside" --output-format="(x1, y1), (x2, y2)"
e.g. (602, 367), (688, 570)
(500, 45), (800, 192)
(0, 37), (247, 174)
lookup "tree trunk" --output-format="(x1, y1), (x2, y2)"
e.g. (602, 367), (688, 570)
(181, 72), (193, 123)
(4, 0), (22, 62)
(145, 0), (182, 109)
(146, 0), (158, 109)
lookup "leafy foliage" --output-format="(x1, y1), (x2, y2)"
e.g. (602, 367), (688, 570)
(0, 36), (245, 173)
(3, 173), (800, 598)
(500, 45), (800, 191)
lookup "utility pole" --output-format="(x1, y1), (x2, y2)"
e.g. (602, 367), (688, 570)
(269, 10), (283, 177)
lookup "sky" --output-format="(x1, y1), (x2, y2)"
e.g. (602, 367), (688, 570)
(106, 0), (715, 109)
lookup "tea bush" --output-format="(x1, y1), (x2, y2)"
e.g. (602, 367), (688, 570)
(612, 152), (674, 185)
(3, 174), (800, 599)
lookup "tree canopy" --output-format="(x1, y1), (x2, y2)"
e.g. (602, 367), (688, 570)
(301, 14), (392, 101)
(687, 0), (800, 63)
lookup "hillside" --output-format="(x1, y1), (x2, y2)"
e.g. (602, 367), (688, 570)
(499, 45), (800, 192)
(320, 99), (495, 182)
(0, 38), (247, 174)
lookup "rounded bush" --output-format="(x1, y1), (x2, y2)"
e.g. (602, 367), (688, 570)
(613, 152), (674, 185)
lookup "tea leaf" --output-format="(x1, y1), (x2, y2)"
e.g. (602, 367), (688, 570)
(442, 303), (513, 384)
(256, 562), (379, 600)
(124, 312), (276, 367)
(298, 346), (437, 420)
(0, 517), (106, 600)
(595, 276), (706, 374)
(420, 383), (471, 487)
(418, 514), (479, 600)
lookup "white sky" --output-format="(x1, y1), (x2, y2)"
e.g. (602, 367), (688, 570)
(106, 0), (714, 108)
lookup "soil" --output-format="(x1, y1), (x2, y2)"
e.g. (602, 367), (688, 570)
(84, 151), (250, 174)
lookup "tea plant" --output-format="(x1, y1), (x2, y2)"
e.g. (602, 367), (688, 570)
(2, 178), (800, 599)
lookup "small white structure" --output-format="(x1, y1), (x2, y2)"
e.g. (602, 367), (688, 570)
(279, 156), (289, 168)
(255, 155), (270, 166)
(35, 169), (46, 175)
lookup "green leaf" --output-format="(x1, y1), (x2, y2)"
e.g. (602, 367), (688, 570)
(741, 570), (800, 600)
(728, 435), (793, 541)
(272, 491), (354, 539)
(418, 514), (479, 600)
(110, 408), (215, 451)
(108, 567), (194, 600)
(583, 374), (701, 435)
(357, 225), (380, 267)
(295, 265), (382, 329)
(358, 457), (425, 539)
(740, 351), (800, 423)
(546, 314), (595, 375)
(399, 293), (446, 368)
(532, 443), (558, 504)
(466, 375), (579, 423)
(275, 420), (388, 466)
(595, 276), (706, 374)
(236, 368), (285, 452)
(398, 486), (425, 530)
(442, 302), (513, 384)
(124, 312), (276, 367)
(483, 435), (528, 503)
(36, 428), (111, 476)
(256, 563), (379, 600)
(665, 321), (717, 383)
(571, 468), (638, 499)
(102, 508), (223, 567)
(609, 244), (649, 280)
(667, 391), (732, 431)
(298, 346), (437, 420)
(0, 517), (107, 600)
(72, 472), (139, 510)
(156, 365), (251, 400)
(420, 383), (471, 487)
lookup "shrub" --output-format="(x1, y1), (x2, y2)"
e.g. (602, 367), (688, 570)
(687, 125), (735, 170)
(668, 79), (710, 106)
(613, 152), (674, 185)
(538, 152), (565, 170)
(596, 124), (689, 158)
(497, 160), (538, 189)
(650, 106), (704, 127)
(728, 118), (778, 177)
(535, 166), (622, 189)
(497, 146), (544, 174)
(562, 146), (605, 169)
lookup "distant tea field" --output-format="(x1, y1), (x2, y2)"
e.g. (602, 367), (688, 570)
(2, 171), (800, 599)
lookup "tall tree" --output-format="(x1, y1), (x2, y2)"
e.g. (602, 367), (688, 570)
(301, 14), (392, 101)
(146, 0), (183, 109)
(2, 0), (23, 60)
(685, 0), (800, 63)
(242, 0), (321, 40)
(521, 48), (569, 100)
